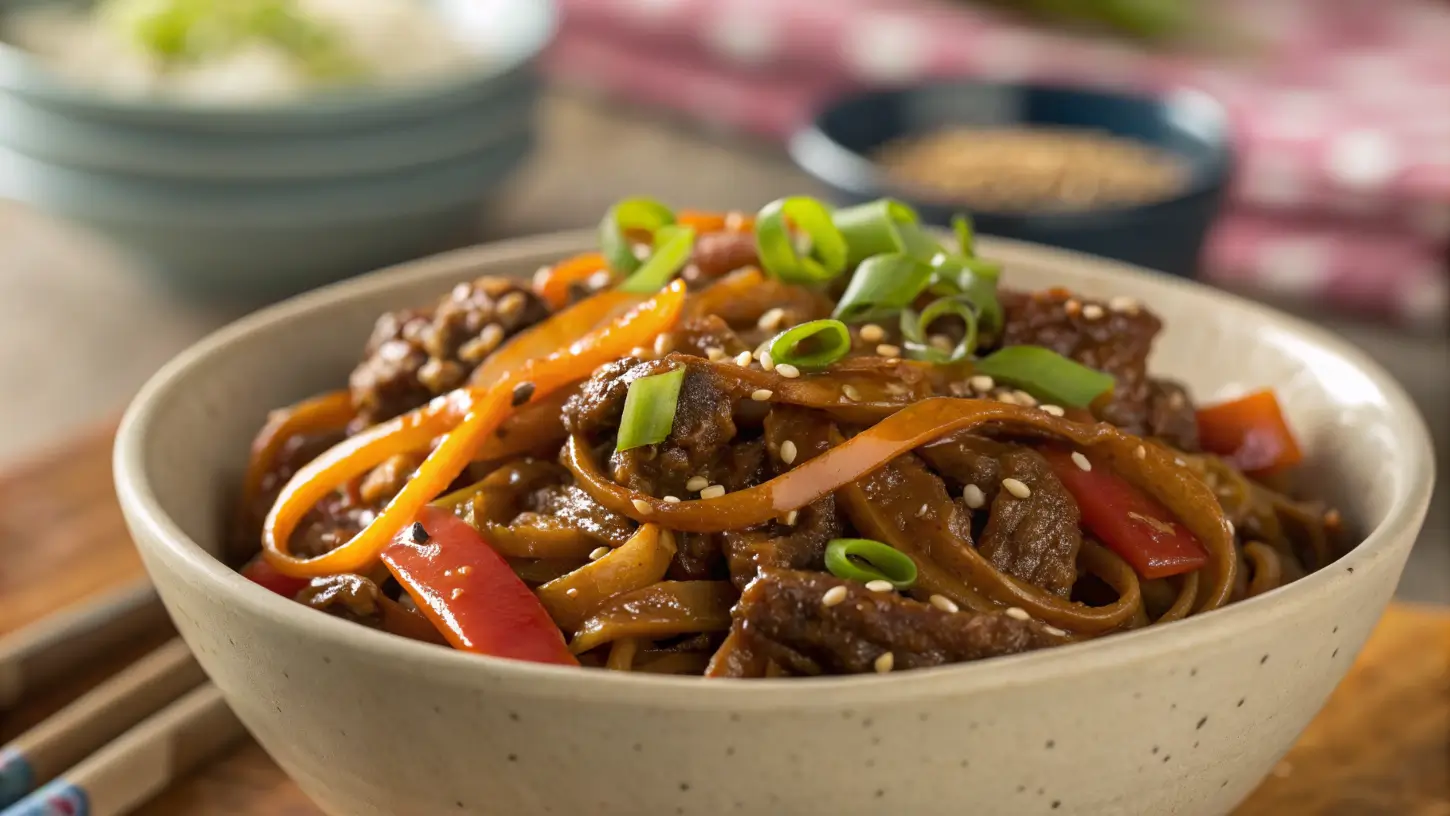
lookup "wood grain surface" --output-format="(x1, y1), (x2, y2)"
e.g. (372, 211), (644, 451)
(2, 428), (1447, 815)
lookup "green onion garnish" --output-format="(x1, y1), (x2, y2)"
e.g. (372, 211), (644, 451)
(615, 366), (687, 452)
(952, 213), (976, 258)
(832, 198), (941, 266)
(928, 253), (1004, 336)
(753, 196), (849, 284)
(617, 224), (696, 293)
(824, 538), (918, 589)
(831, 252), (934, 323)
(900, 296), (980, 363)
(768, 319), (852, 369)
(600, 197), (675, 274)
(972, 345), (1115, 408)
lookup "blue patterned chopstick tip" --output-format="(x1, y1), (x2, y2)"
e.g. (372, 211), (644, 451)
(0, 778), (88, 816)
(0, 748), (33, 809)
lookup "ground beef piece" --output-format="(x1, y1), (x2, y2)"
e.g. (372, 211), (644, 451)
(526, 483), (635, 546)
(1145, 378), (1199, 451)
(662, 315), (751, 360)
(999, 288), (1162, 435)
(349, 277), (549, 425)
(735, 571), (1059, 675)
(689, 230), (759, 280)
(562, 357), (673, 438)
(920, 435), (1082, 597)
(296, 574), (383, 626)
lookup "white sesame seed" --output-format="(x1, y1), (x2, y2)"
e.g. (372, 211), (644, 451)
(630, 346), (650, 358)
(1082, 304), (1105, 321)
(929, 594), (960, 614)
(876, 344), (901, 358)
(589, 546), (610, 561)
(1002, 478), (1032, 499)
(757, 308), (786, 332)
(1134, 445), (1147, 460)
(1044, 625), (1068, 637)
(532, 265), (551, 288)
(686, 476), (710, 492)
(860, 323), (886, 343)
(915, 503), (929, 518)
(759, 351), (775, 372)
(1175, 457), (1188, 467)
(874, 652), (895, 673)
(842, 384), (862, 401)
(969, 375), (995, 392)
(565, 587), (579, 598)
(1071, 452), (1092, 472)
(751, 388), (774, 401)
(785, 509), (799, 525)
(1109, 296), (1140, 314)
(780, 440), (798, 465)
(866, 579), (895, 593)
(822, 585), (848, 607)
(663, 495), (681, 503)
(1064, 299), (1082, 316)
(631, 498), (652, 514)
(886, 382), (909, 397)
(963, 484), (986, 509)
(776, 363), (801, 379)
(996, 391), (1020, 406)
(706, 346), (726, 361)
(632, 244), (652, 261)
(700, 484), (727, 500)
(654, 334), (674, 356)
(725, 211), (747, 231)
(734, 350), (753, 367)
(1005, 606), (1030, 621)
(588, 270), (613, 289)
(1041, 404), (1066, 417)
(1226, 520), (1236, 537)
(1013, 390), (1037, 407)
(929, 334), (954, 352)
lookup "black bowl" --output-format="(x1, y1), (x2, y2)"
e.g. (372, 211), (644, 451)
(789, 82), (1233, 277)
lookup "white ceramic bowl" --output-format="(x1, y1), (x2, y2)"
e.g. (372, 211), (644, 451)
(115, 233), (1434, 816)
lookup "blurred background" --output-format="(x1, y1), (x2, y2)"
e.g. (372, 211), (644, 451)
(0, 0), (1445, 601)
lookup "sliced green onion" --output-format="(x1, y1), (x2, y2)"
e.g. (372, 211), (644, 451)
(600, 197), (675, 274)
(929, 254), (1004, 335)
(825, 538), (918, 589)
(768, 319), (851, 369)
(972, 345), (1116, 408)
(900, 296), (980, 363)
(753, 196), (849, 284)
(615, 366), (687, 452)
(831, 252), (934, 322)
(952, 213), (976, 258)
(618, 225), (696, 293)
(832, 198), (942, 266)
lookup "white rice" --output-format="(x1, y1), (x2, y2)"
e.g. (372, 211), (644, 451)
(3, 0), (479, 104)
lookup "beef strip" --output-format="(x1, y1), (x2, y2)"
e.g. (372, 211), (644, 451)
(297, 574), (382, 625)
(524, 482), (635, 547)
(689, 230), (759, 280)
(662, 315), (751, 360)
(1145, 378), (1199, 451)
(735, 570), (1059, 675)
(1000, 287), (1161, 436)
(349, 277), (550, 425)
(920, 434), (1082, 597)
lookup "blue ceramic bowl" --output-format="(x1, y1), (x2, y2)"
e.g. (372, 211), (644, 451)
(789, 82), (1233, 277)
(0, 0), (554, 300)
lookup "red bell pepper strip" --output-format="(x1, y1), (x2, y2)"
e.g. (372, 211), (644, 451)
(381, 506), (578, 666)
(240, 555), (311, 598)
(1043, 449), (1209, 580)
(1195, 389), (1304, 476)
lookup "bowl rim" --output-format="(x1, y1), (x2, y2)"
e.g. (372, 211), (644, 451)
(788, 80), (1234, 225)
(0, 0), (555, 120)
(114, 229), (1435, 707)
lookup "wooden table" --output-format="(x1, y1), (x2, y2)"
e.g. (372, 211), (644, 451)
(3, 427), (1448, 815)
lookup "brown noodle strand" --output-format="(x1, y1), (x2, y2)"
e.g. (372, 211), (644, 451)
(1155, 571), (1199, 624)
(605, 638), (640, 671)
(1243, 541), (1284, 598)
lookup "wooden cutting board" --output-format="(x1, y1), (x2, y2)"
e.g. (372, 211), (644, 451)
(3, 425), (1447, 815)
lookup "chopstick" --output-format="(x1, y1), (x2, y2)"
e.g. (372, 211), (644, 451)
(0, 581), (169, 711)
(0, 639), (205, 808)
(1, 683), (243, 816)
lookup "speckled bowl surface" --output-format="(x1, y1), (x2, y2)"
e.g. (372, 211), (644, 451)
(114, 233), (1433, 816)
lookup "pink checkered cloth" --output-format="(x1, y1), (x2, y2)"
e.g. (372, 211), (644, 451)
(549, 0), (1450, 219)
(541, 6), (1450, 326)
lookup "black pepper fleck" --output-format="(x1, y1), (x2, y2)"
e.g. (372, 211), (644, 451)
(511, 381), (536, 407)
(408, 521), (430, 544)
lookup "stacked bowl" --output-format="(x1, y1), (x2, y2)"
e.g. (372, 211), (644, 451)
(0, 0), (555, 301)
